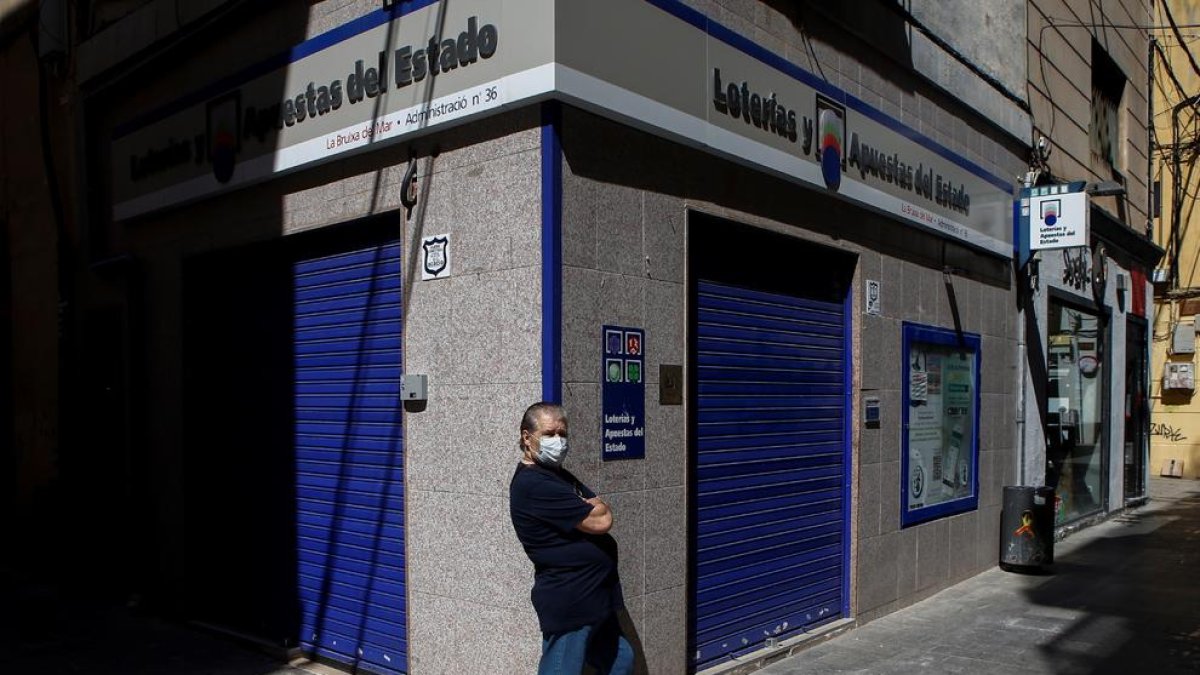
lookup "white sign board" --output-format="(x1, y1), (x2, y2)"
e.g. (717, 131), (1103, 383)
(420, 233), (451, 280)
(865, 279), (882, 315)
(1028, 188), (1089, 250)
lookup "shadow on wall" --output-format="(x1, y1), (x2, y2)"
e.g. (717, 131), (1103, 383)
(1018, 482), (1200, 674)
(768, 0), (913, 73)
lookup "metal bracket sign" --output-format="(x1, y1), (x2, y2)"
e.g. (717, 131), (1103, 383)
(601, 325), (646, 461)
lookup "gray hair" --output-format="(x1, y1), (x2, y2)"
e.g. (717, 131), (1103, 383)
(519, 402), (565, 449)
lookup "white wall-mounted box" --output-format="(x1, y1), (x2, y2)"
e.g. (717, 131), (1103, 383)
(1171, 320), (1196, 355)
(1163, 362), (1196, 391)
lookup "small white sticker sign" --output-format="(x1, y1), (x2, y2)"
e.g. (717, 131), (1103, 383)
(866, 279), (882, 316)
(420, 233), (451, 280)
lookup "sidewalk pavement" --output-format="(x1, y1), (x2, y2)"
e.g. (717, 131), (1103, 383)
(0, 577), (308, 675)
(4, 478), (1197, 674)
(760, 477), (1200, 675)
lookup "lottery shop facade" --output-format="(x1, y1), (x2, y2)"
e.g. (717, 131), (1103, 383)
(77, 1), (1029, 673)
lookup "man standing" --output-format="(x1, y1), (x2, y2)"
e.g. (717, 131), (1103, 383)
(509, 402), (633, 675)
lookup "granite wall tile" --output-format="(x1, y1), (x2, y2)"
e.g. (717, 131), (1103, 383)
(452, 149), (540, 274)
(920, 264), (942, 326)
(645, 486), (687, 593)
(877, 320), (902, 391)
(561, 381), (602, 491)
(562, 170), (598, 269)
(595, 183), (645, 278)
(859, 422), (881, 468)
(861, 314), (885, 391)
(405, 382), (540, 496)
(562, 265), (601, 384)
(858, 462), (882, 540)
(880, 460), (901, 534)
(415, 266), (540, 387)
(645, 280), (685, 384)
(402, 268), (456, 379)
(406, 489), (532, 608)
(856, 532), (899, 612)
(601, 449), (647, 494)
(608, 490), (647, 598)
(916, 519), (950, 590)
(881, 256), (903, 319)
(643, 191), (685, 283)
(620, 594), (650, 675)
(428, 112), (540, 173)
(643, 587), (687, 675)
(645, 401), (685, 489)
(948, 511), (979, 581)
(599, 270), (647, 329)
(977, 505), (1001, 570)
(979, 450), (999, 508)
(896, 527), (918, 598)
(901, 261), (923, 322)
(408, 591), (539, 675)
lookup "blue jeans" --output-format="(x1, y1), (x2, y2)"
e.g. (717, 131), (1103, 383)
(539, 614), (634, 675)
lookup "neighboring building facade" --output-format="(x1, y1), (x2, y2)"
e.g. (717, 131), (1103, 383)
(1020, 0), (1161, 527)
(0, 0), (78, 583)
(2, 0), (1159, 673)
(1149, 0), (1200, 481)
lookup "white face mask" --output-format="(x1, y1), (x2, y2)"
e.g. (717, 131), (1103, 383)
(536, 435), (568, 468)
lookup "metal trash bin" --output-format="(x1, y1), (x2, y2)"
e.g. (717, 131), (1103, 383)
(999, 486), (1055, 571)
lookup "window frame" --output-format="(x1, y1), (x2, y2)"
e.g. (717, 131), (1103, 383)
(900, 322), (983, 527)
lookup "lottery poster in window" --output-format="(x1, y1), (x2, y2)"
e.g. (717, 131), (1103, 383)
(902, 323), (981, 526)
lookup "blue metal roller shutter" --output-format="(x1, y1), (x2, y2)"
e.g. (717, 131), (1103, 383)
(694, 279), (848, 669)
(294, 240), (408, 675)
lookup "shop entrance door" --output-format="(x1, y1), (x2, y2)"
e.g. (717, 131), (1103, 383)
(1124, 317), (1149, 500)
(185, 219), (408, 674)
(689, 217), (853, 670)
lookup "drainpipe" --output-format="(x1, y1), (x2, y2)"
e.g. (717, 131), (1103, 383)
(1016, 171), (1036, 486)
(1147, 37), (1155, 237)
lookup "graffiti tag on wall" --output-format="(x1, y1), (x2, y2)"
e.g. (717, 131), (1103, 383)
(1150, 422), (1188, 442)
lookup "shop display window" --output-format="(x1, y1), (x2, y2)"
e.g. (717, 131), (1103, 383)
(901, 323), (981, 526)
(1046, 301), (1106, 523)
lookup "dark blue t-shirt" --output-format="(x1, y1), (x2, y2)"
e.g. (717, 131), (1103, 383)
(509, 462), (624, 633)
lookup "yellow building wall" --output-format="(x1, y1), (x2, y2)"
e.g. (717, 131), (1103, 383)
(1149, 1), (1200, 479)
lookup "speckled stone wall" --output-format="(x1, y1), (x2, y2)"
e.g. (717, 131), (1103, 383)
(558, 106), (691, 675)
(397, 112), (545, 674)
(557, 95), (1020, 670)
(84, 2), (1037, 673)
(113, 107), (546, 672)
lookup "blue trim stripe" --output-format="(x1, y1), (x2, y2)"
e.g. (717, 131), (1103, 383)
(840, 281), (853, 617)
(113, 0), (438, 139)
(540, 102), (563, 404)
(641, 0), (1014, 194)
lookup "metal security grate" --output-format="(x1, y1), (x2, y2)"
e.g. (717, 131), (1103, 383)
(294, 241), (407, 675)
(694, 279), (847, 669)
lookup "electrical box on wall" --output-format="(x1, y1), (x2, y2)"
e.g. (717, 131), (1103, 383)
(1171, 319), (1196, 355)
(401, 374), (428, 401)
(1163, 363), (1195, 391)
